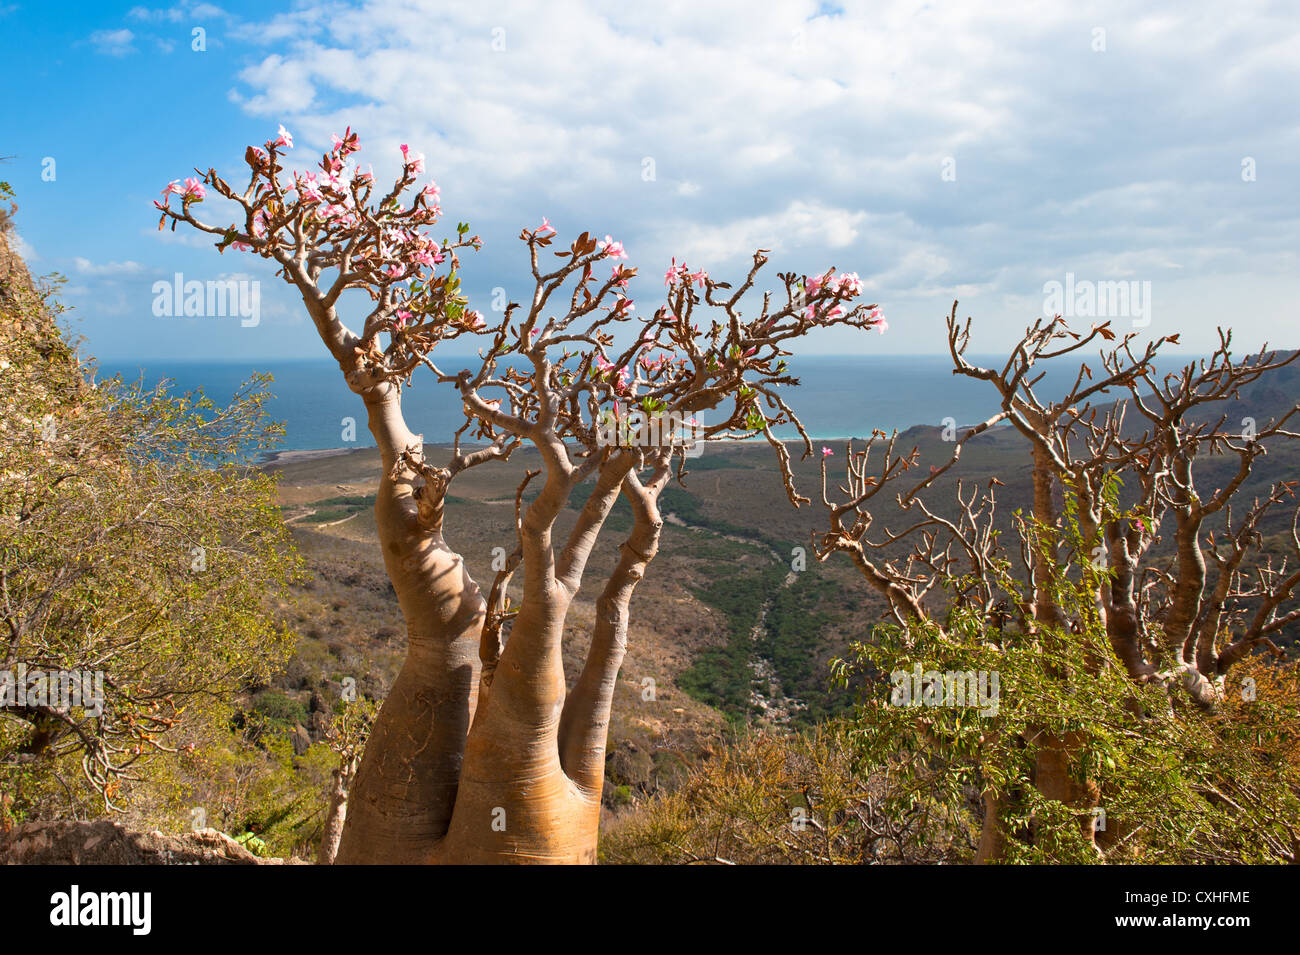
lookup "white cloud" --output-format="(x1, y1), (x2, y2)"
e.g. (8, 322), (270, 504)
(74, 257), (145, 276)
(133, 0), (1300, 355)
(90, 28), (137, 56)
(10, 232), (36, 262)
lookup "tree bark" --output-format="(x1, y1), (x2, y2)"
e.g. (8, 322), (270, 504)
(317, 760), (354, 866)
(334, 382), (485, 864)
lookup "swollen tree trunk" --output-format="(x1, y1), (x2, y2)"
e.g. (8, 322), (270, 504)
(432, 457), (664, 864)
(334, 381), (485, 864)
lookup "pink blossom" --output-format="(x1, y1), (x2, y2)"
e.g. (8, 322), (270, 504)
(330, 128), (359, 155)
(182, 177), (206, 200)
(297, 175), (323, 204)
(160, 180), (184, 198)
(805, 274), (825, 296)
(395, 309), (412, 328)
(468, 310), (486, 330)
(598, 235), (628, 260)
(822, 447), (834, 457)
(664, 258), (686, 288)
(836, 272), (863, 295)
(272, 124), (293, 149)
(399, 144), (426, 174)
(690, 269), (708, 288)
(537, 217), (556, 236)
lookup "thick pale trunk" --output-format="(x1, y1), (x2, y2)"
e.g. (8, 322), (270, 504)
(334, 384), (485, 864)
(436, 593), (601, 863)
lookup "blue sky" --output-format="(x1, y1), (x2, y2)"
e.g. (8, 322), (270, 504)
(3, 0), (1298, 363)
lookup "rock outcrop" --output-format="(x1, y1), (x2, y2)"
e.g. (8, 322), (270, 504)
(0, 820), (304, 865)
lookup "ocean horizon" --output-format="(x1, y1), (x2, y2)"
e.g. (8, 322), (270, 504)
(97, 354), (1196, 454)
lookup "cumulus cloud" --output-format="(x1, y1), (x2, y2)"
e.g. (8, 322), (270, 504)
(94, 0), (1300, 356)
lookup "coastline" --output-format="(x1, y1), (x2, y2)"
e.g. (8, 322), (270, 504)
(255, 425), (970, 468)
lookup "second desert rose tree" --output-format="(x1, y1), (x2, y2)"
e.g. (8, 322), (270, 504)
(155, 126), (887, 863)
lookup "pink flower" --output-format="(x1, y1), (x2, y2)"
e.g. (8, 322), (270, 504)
(874, 317), (889, 334)
(182, 177), (206, 200)
(836, 272), (863, 295)
(330, 128), (359, 155)
(598, 235), (627, 260)
(806, 274), (825, 296)
(272, 124), (293, 149)
(400, 144), (425, 174)
(664, 258), (685, 288)
(422, 181), (441, 201)
(297, 175), (323, 204)
(395, 309), (412, 328)
(822, 447), (834, 457)
(690, 269), (708, 288)
(160, 180), (184, 197)
(538, 217), (556, 236)
(468, 310), (486, 330)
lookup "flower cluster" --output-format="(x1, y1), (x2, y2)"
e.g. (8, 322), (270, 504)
(663, 257), (708, 289)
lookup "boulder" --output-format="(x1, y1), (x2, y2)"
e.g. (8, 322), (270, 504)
(0, 820), (303, 865)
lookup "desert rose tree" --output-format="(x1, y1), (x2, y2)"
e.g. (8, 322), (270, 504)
(818, 307), (1300, 862)
(155, 127), (886, 863)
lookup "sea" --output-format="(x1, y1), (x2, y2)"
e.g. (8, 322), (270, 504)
(95, 355), (1189, 455)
